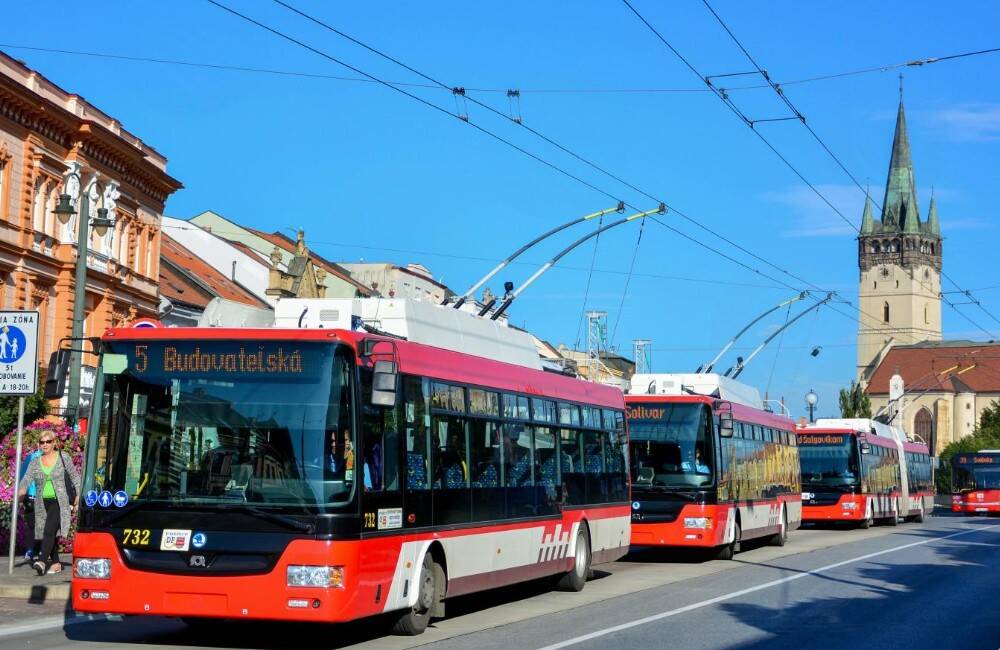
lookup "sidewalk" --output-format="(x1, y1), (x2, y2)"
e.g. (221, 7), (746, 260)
(0, 554), (72, 602)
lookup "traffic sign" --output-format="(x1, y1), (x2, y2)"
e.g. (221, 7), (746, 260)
(130, 318), (162, 329)
(0, 311), (38, 395)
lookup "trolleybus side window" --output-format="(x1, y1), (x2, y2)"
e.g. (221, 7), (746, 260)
(403, 376), (430, 492)
(430, 382), (471, 525)
(559, 428), (585, 505)
(504, 423), (534, 516)
(469, 418), (504, 520)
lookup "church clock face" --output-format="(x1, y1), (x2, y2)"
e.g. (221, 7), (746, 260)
(880, 266), (891, 279)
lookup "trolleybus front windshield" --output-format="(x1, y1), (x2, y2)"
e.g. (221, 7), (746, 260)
(88, 340), (356, 512)
(953, 456), (1000, 490)
(798, 434), (860, 487)
(629, 403), (714, 488)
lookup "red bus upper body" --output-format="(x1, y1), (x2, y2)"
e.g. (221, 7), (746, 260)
(796, 419), (933, 525)
(73, 319), (629, 632)
(626, 373), (800, 557)
(952, 451), (1000, 515)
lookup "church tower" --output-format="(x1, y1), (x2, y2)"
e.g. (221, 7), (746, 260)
(857, 97), (942, 382)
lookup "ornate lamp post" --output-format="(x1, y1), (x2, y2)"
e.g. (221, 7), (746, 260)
(52, 175), (113, 424)
(805, 389), (819, 423)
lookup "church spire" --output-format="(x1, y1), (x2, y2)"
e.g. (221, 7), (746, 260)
(926, 191), (940, 236)
(881, 96), (921, 232)
(860, 191), (875, 234)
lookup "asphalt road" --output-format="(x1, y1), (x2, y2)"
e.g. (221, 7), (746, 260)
(1, 514), (996, 650)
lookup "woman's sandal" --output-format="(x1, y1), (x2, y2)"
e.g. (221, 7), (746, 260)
(32, 561), (45, 576)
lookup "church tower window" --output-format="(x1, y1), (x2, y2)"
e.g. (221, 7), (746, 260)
(883, 301), (890, 323)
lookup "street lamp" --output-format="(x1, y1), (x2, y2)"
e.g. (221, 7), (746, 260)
(805, 389), (818, 423)
(52, 177), (113, 425)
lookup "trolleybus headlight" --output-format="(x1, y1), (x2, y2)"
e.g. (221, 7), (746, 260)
(683, 517), (712, 529)
(74, 558), (111, 579)
(287, 565), (345, 588)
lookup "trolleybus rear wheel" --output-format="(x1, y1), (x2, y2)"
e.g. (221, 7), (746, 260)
(769, 508), (788, 547)
(555, 526), (591, 592)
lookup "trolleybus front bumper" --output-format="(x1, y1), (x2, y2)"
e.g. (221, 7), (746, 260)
(71, 532), (372, 622)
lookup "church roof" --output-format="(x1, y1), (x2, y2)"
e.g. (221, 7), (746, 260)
(865, 340), (1000, 395)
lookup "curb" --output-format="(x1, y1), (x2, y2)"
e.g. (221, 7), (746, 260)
(0, 582), (71, 601)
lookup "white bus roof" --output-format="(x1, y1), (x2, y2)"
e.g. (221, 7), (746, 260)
(274, 298), (543, 370)
(809, 418), (911, 445)
(627, 373), (763, 410)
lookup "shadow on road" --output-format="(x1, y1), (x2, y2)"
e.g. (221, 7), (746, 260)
(715, 518), (1000, 649)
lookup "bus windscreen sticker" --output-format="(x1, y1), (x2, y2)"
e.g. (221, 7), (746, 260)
(160, 529), (192, 551)
(378, 508), (403, 530)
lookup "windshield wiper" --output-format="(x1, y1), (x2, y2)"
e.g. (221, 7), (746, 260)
(98, 500), (315, 534)
(216, 504), (316, 534)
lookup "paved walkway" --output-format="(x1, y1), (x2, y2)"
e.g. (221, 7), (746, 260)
(0, 554), (72, 601)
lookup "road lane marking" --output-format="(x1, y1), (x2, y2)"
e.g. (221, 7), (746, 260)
(538, 523), (999, 650)
(0, 613), (117, 639)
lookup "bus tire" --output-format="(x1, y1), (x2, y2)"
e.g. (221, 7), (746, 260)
(887, 500), (900, 526)
(769, 507), (788, 547)
(914, 504), (925, 523)
(859, 503), (873, 529)
(392, 552), (442, 636)
(717, 520), (740, 560)
(555, 526), (591, 592)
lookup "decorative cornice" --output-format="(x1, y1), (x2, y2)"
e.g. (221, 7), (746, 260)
(0, 78), (181, 207)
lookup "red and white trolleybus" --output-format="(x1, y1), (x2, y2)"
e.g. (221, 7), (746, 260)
(626, 373), (801, 559)
(70, 298), (629, 634)
(796, 419), (934, 527)
(952, 450), (1000, 516)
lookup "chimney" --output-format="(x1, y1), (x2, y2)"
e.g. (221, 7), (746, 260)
(231, 260), (237, 282)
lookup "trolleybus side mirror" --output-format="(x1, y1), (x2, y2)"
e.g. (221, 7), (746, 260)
(371, 360), (398, 407)
(719, 412), (734, 438)
(43, 348), (72, 399)
(860, 441), (872, 454)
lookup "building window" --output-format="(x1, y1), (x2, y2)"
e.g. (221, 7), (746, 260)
(924, 303), (929, 324)
(914, 408), (932, 443)
(883, 301), (890, 323)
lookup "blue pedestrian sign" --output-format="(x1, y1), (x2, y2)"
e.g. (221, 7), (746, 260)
(98, 491), (113, 508)
(0, 312), (38, 396)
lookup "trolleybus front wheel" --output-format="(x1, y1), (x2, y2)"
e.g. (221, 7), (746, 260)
(716, 521), (741, 560)
(392, 552), (444, 636)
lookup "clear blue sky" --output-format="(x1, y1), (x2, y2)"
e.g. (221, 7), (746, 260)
(5, 1), (999, 419)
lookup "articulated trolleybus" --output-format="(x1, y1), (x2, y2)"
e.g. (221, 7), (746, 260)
(72, 298), (629, 634)
(796, 419), (934, 527)
(952, 450), (1000, 516)
(626, 373), (801, 559)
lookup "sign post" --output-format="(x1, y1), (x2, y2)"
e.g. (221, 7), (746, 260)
(2, 311), (39, 574)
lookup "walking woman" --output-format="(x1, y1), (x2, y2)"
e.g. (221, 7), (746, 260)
(17, 434), (80, 575)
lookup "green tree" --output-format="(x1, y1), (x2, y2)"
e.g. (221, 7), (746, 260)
(838, 381), (872, 418)
(977, 399), (1000, 434)
(0, 377), (49, 438)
